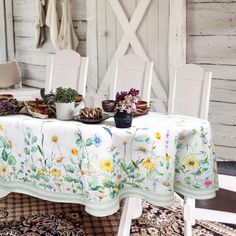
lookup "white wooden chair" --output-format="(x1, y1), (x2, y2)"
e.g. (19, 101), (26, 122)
(110, 54), (153, 236)
(46, 49), (89, 97)
(168, 64), (236, 236)
(0, 61), (40, 100)
(109, 54), (153, 105)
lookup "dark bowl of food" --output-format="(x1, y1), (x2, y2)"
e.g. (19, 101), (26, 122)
(102, 100), (115, 112)
(43, 94), (54, 104)
(136, 101), (148, 110)
(40, 88), (54, 104)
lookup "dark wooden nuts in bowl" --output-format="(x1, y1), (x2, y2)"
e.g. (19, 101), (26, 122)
(102, 100), (115, 112)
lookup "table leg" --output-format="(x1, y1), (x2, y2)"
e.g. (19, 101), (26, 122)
(191, 199), (196, 225)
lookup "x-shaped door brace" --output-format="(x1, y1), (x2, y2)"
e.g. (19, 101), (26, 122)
(98, 0), (167, 101)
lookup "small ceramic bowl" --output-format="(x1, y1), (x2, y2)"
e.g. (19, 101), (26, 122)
(43, 94), (54, 104)
(102, 100), (115, 112)
(136, 101), (148, 110)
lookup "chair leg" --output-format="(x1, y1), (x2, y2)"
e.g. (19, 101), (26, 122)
(174, 192), (184, 205)
(184, 197), (194, 236)
(117, 198), (133, 236)
(0, 189), (10, 198)
(117, 197), (143, 236)
(131, 197), (142, 219)
(191, 199), (196, 225)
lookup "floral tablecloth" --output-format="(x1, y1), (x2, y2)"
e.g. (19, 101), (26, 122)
(0, 113), (218, 216)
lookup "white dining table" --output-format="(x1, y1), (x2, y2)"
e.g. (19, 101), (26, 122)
(0, 112), (218, 234)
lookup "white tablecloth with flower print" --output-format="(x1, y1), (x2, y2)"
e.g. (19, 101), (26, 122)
(0, 113), (218, 216)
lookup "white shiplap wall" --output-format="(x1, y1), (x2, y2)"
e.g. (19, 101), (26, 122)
(187, 0), (236, 160)
(13, 0), (86, 88)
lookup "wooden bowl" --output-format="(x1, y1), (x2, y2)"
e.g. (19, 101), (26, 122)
(136, 101), (148, 110)
(0, 94), (14, 101)
(102, 100), (115, 112)
(75, 95), (83, 103)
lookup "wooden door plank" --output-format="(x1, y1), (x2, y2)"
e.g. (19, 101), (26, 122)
(0, 0), (7, 62)
(5, 0), (14, 60)
(87, 0), (98, 93)
(97, 0), (107, 87)
(169, 0), (186, 84)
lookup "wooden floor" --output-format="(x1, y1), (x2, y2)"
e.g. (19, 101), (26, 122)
(196, 188), (236, 213)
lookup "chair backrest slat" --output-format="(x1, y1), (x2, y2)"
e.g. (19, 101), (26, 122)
(45, 49), (89, 97)
(109, 54), (153, 104)
(168, 64), (212, 119)
(0, 61), (22, 89)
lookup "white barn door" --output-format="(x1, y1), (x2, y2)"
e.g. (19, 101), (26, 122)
(87, 0), (186, 112)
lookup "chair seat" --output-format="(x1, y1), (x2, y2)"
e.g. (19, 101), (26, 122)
(218, 161), (236, 176)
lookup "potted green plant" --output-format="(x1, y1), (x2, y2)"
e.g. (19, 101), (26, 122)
(114, 88), (139, 128)
(53, 87), (79, 120)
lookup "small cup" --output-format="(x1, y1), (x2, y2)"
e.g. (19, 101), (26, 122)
(102, 100), (115, 112)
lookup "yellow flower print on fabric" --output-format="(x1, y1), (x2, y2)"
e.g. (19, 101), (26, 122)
(142, 157), (155, 171)
(49, 168), (61, 177)
(138, 146), (147, 153)
(56, 157), (64, 163)
(164, 181), (171, 187)
(38, 168), (47, 175)
(0, 124), (4, 132)
(0, 164), (9, 176)
(71, 149), (78, 155)
(166, 154), (171, 161)
(51, 135), (58, 143)
(183, 155), (199, 171)
(7, 140), (12, 149)
(100, 159), (113, 173)
(154, 132), (161, 140)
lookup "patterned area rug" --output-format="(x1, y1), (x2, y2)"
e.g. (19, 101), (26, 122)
(0, 193), (235, 236)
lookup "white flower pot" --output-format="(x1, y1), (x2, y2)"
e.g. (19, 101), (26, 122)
(56, 102), (75, 120)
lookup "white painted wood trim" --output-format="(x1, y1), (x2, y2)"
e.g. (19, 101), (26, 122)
(5, 0), (14, 60)
(86, 0), (98, 93)
(168, 0), (186, 98)
(22, 79), (45, 89)
(0, 0), (7, 62)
